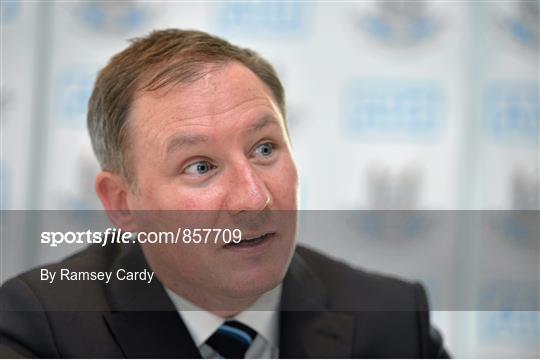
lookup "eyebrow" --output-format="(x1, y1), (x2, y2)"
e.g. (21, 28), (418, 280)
(166, 134), (209, 156)
(165, 115), (281, 156)
(247, 115), (281, 133)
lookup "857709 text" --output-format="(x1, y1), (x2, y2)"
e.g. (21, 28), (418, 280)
(40, 228), (243, 247)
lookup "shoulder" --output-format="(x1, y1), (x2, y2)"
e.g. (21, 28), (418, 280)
(292, 245), (449, 357)
(0, 245), (127, 358)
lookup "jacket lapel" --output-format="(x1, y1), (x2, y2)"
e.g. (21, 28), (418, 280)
(279, 250), (355, 358)
(104, 311), (201, 358)
(103, 244), (201, 358)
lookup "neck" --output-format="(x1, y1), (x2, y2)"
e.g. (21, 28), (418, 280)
(164, 281), (260, 318)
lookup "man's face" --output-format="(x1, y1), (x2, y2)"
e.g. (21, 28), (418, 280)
(124, 62), (298, 306)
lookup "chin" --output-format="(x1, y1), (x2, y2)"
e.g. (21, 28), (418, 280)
(223, 262), (286, 300)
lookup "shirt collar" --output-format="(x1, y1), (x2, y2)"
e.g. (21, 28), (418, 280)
(165, 284), (282, 348)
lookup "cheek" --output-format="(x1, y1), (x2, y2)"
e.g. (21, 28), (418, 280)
(175, 185), (230, 210)
(138, 179), (229, 210)
(270, 157), (299, 205)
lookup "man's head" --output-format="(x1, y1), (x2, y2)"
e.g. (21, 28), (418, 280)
(88, 29), (298, 312)
(88, 29), (287, 183)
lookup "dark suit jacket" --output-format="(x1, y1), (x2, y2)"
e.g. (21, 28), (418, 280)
(0, 243), (449, 358)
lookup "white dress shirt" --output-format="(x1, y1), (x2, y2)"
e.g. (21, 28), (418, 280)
(165, 285), (282, 359)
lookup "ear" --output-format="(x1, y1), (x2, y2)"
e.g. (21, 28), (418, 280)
(95, 171), (137, 232)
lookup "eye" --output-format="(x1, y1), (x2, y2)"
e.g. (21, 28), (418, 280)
(183, 160), (215, 176)
(254, 142), (274, 158)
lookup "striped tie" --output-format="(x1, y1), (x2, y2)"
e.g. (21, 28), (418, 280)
(206, 320), (258, 358)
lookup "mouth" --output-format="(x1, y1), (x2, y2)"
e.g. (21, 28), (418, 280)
(223, 232), (275, 249)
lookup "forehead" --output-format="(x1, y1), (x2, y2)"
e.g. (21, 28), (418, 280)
(129, 62), (281, 129)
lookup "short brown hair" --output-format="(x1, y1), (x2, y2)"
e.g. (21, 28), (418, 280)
(87, 29), (286, 183)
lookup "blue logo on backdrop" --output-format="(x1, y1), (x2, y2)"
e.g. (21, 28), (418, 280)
(56, 69), (95, 127)
(477, 281), (539, 344)
(478, 311), (539, 346)
(350, 164), (431, 242)
(1, 0), (20, 24)
(490, 211), (539, 252)
(479, 281), (540, 312)
(354, 1), (442, 47)
(494, 0), (539, 52)
(213, 2), (312, 40)
(73, 2), (149, 34)
(342, 80), (444, 141)
(485, 82), (539, 146)
(358, 211), (429, 243)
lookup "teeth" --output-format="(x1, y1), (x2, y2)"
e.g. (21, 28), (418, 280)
(224, 233), (271, 248)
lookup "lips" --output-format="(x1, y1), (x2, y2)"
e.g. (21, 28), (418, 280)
(223, 232), (274, 249)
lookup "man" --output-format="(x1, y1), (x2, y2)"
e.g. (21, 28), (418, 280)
(0, 29), (448, 358)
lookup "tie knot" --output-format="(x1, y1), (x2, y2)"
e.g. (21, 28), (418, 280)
(206, 320), (258, 358)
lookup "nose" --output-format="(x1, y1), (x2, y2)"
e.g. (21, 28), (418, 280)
(225, 161), (272, 213)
